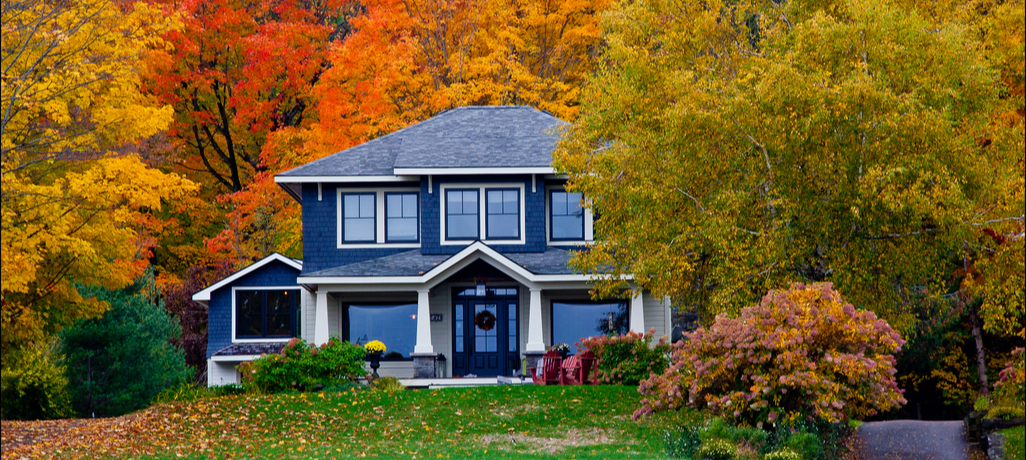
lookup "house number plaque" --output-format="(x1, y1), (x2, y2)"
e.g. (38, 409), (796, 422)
(430, 314), (443, 322)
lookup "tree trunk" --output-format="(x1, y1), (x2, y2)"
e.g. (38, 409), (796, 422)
(969, 301), (989, 396)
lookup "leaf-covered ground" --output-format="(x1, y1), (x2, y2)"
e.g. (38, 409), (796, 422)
(1, 385), (692, 459)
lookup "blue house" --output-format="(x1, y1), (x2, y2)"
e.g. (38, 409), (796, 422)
(193, 106), (672, 385)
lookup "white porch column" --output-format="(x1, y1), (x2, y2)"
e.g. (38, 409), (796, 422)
(314, 290), (329, 346)
(525, 288), (545, 352)
(630, 289), (645, 333)
(414, 289), (433, 354)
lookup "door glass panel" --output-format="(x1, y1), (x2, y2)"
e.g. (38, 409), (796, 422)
(508, 303), (517, 352)
(474, 304), (498, 353)
(455, 304), (464, 352)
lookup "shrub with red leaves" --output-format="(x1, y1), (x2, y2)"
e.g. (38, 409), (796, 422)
(634, 283), (906, 425)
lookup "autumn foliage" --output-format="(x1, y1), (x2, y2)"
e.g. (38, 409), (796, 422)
(635, 283), (906, 424)
(579, 329), (669, 385)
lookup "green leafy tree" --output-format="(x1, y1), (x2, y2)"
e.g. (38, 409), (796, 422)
(60, 272), (191, 418)
(555, 0), (1024, 337)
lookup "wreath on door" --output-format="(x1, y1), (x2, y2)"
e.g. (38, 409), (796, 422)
(474, 309), (497, 331)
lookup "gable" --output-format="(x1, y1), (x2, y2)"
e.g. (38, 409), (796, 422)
(192, 253), (302, 302)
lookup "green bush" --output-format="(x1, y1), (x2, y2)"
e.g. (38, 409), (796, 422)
(60, 275), (191, 417)
(580, 328), (670, 385)
(695, 438), (737, 460)
(0, 339), (72, 420)
(239, 336), (366, 393)
(763, 449), (802, 460)
(783, 432), (823, 460)
(664, 425), (702, 458)
(370, 376), (404, 393)
(989, 405), (1025, 420)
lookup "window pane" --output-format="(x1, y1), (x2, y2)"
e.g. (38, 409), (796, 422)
(487, 190), (502, 210)
(388, 217), (417, 241)
(403, 194), (418, 217)
(265, 290), (293, 337)
(345, 218), (374, 242)
(552, 192), (567, 215)
(348, 304), (417, 358)
(552, 301), (629, 352)
(462, 191), (477, 210)
(386, 194), (402, 218)
(503, 190), (518, 213)
(344, 195), (361, 218)
(236, 291), (263, 337)
(488, 214), (518, 238)
(447, 190), (463, 214)
(448, 214), (478, 239)
(553, 215), (583, 240)
(359, 195), (375, 218)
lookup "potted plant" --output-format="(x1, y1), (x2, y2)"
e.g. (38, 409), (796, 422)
(550, 342), (570, 360)
(364, 340), (386, 379)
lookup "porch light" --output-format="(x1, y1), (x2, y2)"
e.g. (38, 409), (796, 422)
(476, 280), (486, 296)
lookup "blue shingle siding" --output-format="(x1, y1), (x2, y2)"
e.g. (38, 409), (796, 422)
(206, 261), (301, 358)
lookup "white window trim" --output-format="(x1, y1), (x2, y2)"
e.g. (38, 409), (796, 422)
(545, 185), (594, 246)
(440, 183), (526, 246)
(337, 187), (422, 249)
(232, 286), (302, 343)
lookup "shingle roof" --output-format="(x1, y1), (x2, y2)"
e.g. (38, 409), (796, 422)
(301, 247), (579, 278)
(277, 106), (567, 178)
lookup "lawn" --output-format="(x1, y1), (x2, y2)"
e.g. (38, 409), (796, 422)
(1002, 426), (1024, 460)
(2, 385), (694, 459)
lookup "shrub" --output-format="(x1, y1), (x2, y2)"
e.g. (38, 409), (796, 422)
(0, 339), (72, 420)
(695, 438), (737, 460)
(580, 328), (670, 385)
(992, 347), (1025, 419)
(782, 432), (823, 460)
(664, 425), (702, 458)
(60, 275), (191, 417)
(764, 449), (802, 460)
(240, 336), (366, 393)
(370, 376), (404, 393)
(635, 283), (906, 425)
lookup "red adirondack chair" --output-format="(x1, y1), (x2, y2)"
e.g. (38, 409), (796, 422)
(560, 350), (599, 385)
(579, 350), (599, 385)
(529, 350), (562, 385)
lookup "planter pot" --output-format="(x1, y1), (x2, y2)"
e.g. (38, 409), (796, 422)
(366, 352), (382, 379)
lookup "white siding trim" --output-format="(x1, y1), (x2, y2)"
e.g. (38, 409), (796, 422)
(192, 253), (301, 302)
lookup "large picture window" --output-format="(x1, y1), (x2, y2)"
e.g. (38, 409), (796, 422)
(235, 289), (300, 339)
(385, 192), (419, 242)
(446, 189), (479, 240)
(550, 191), (584, 241)
(342, 193), (375, 243)
(551, 301), (628, 351)
(346, 304), (418, 358)
(486, 188), (520, 239)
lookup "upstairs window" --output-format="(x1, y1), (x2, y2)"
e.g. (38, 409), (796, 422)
(342, 193), (375, 243)
(446, 189), (479, 240)
(551, 191), (584, 241)
(236, 289), (300, 339)
(486, 189), (520, 239)
(385, 192), (419, 242)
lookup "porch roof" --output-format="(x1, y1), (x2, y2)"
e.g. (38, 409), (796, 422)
(212, 342), (287, 357)
(302, 246), (580, 279)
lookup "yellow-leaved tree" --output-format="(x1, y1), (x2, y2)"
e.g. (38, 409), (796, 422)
(1, 0), (198, 366)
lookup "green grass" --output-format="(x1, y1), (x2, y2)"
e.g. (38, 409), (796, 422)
(1001, 426), (1024, 460)
(62, 385), (696, 459)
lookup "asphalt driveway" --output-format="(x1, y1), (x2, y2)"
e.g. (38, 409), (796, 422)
(857, 420), (972, 460)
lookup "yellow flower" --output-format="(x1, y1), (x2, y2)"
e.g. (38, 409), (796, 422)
(365, 340), (386, 353)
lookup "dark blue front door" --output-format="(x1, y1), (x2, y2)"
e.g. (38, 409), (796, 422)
(452, 288), (519, 377)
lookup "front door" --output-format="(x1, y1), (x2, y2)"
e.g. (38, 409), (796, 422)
(452, 288), (519, 377)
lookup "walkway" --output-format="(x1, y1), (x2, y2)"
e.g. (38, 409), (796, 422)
(857, 420), (973, 460)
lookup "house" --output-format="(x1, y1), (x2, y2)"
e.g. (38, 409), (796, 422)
(192, 106), (672, 386)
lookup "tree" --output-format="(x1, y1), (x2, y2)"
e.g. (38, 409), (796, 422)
(2, 0), (198, 360)
(60, 272), (191, 417)
(555, 0), (1023, 338)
